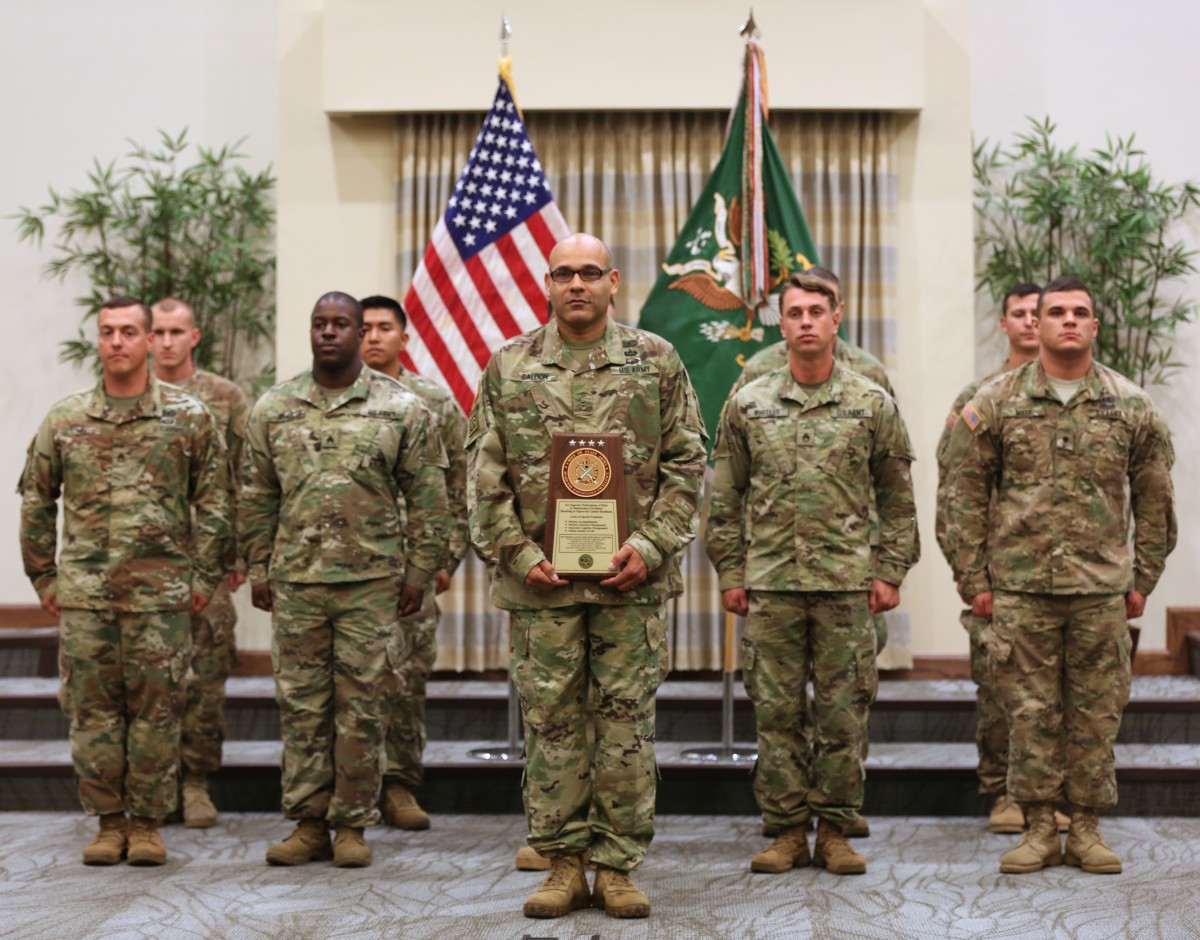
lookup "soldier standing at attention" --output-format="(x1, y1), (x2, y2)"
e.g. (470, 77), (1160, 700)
(151, 296), (250, 829)
(933, 282), (1063, 835)
(241, 292), (448, 868)
(944, 276), (1176, 874)
(728, 266), (894, 841)
(468, 234), (706, 919)
(707, 271), (919, 876)
(359, 294), (469, 831)
(20, 296), (231, 866)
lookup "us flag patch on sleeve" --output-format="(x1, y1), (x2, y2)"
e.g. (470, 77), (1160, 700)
(961, 402), (986, 433)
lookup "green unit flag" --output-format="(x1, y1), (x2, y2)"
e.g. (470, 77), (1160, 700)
(637, 41), (821, 448)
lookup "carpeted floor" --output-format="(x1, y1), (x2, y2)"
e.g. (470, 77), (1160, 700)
(1, 812), (1198, 939)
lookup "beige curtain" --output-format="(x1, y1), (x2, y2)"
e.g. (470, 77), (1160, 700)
(396, 110), (900, 671)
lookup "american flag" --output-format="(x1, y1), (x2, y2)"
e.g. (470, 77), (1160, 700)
(401, 77), (571, 413)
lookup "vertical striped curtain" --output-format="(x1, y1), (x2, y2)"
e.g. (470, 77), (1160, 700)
(396, 110), (899, 671)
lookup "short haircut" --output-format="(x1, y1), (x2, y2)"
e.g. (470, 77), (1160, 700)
(360, 295), (407, 330)
(314, 291), (364, 327)
(1037, 276), (1094, 316)
(779, 270), (841, 312)
(100, 295), (152, 331)
(1001, 282), (1041, 316)
(150, 296), (196, 328)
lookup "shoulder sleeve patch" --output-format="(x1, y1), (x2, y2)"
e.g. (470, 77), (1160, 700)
(961, 402), (986, 434)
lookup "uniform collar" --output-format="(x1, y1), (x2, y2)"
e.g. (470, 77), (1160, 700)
(84, 373), (164, 424)
(294, 366), (373, 410)
(1026, 360), (1105, 403)
(779, 360), (844, 411)
(540, 318), (623, 368)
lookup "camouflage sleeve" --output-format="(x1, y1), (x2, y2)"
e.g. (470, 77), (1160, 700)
(623, 348), (707, 571)
(189, 410), (233, 598)
(870, 395), (920, 586)
(466, 358), (544, 579)
(943, 398), (1001, 598)
(1128, 406), (1178, 595)
(934, 385), (975, 565)
(396, 401), (450, 591)
(18, 422), (61, 601)
(225, 385), (250, 574)
(438, 398), (470, 574)
(705, 400), (751, 591)
(238, 400), (281, 585)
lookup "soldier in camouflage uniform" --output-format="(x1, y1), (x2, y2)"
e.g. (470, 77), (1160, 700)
(20, 296), (231, 867)
(151, 296), (250, 828)
(360, 294), (470, 830)
(943, 276), (1176, 874)
(729, 267), (893, 840)
(468, 234), (706, 919)
(934, 282), (1051, 834)
(240, 292), (449, 869)
(707, 272), (919, 876)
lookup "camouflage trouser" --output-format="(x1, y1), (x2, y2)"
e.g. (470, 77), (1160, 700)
(271, 577), (398, 828)
(743, 590), (876, 830)
(58, 607), (191, 819)
(383, 589), (438, 787)
(181, 580), (237, 776)
(961, 609), (1008, 796)
(991, 590), (1131, 809)
(510, 602), (668, 872)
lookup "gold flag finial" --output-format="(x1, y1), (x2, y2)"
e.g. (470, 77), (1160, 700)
(739, 9), (759, 39)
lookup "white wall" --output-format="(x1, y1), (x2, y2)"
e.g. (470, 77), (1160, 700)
(0, 2), (278, 639)
(971, 0), (1200, 651)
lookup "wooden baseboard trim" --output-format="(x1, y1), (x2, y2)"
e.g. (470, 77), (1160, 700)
(0, 604), (57, 628)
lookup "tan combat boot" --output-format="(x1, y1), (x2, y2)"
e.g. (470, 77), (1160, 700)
(127, 817), (167, 866)
(266, 818), (333, 866)
(1065, 808), (1122, 874)
(82, 813), (128, 865)
(593, 867), (651, 919)
(750, 825), (811, 873)
(333, 826), (372, 868)
(845, 815), (870, 838)
(988, 794), (1025, 834)
(1000, 802), (1063, 873)
(813, 819), (867, 874)
(381, 783), (430, 830)
(523, 854), (590, 918)
(515, 845), (551, 871)
(182, 774), (218, 829)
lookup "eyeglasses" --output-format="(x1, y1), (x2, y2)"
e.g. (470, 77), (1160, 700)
(549, 265), (612, 284)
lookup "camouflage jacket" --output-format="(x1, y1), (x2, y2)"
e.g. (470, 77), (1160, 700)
(240, 367), (449, 588)
(19, 376), (231, 611)
(466, 318), (707, 610)
(391, 367), (470, 575)
(943, 360), (1177, 597)
(707, 362), (919, 592)
(730, 337), (895, 399)
(933, 364), (1006, 565)
(173, 368), (250, 499)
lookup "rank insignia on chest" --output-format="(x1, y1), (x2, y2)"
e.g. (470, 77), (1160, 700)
(1056, 433), (1075, 452)
(747, 407), (787, 418)
(160, 415), (177, 427)
(962, 402), (986, 433)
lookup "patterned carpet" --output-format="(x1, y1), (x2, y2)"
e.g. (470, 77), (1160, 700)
(1, 813), (1199, 939)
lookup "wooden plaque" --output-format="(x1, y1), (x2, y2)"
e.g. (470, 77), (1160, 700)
(544, 431), (629, 580)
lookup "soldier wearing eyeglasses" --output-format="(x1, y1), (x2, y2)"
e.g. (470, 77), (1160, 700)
(467, 233), (706, 920)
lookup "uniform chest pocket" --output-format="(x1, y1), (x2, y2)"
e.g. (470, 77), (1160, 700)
(1002, 422), (1046, 482)
(499, 385), (557, 468)
(267, 417), (319, 489)
(1079, 417), (1131, 482)
(746, 416), (794, 474)
(57, 430), (112, 505)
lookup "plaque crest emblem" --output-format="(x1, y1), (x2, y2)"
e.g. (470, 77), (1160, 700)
(562, 447), (611, 498)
